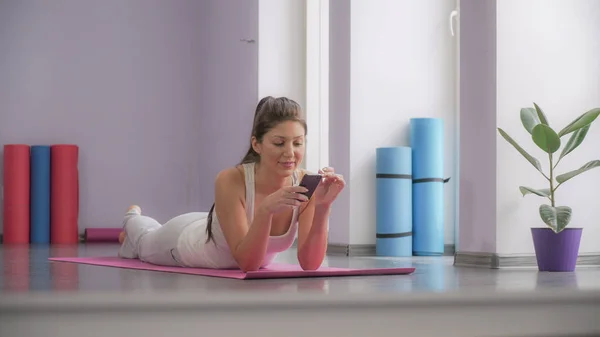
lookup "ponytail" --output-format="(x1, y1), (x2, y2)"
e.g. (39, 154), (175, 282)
(204, 145), (260, 243)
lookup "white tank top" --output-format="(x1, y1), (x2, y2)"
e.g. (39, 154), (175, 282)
(176, 162), (300, 269)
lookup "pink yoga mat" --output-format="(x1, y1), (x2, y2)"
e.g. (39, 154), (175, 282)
(48, 256), (416, 279)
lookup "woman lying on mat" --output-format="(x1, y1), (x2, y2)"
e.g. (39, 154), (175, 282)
(118, 96), (345, 272)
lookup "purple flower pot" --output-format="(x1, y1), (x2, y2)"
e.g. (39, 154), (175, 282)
(531, 227), (582, 272)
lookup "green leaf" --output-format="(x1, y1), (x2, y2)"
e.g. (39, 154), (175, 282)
(498, 128), (543, 172)
(532, 124), (561, 154)
(533, 102), (550, 126)
(519, 186), (550, 197)
(558, 124), (590, 161)
(539, 205), (572, 233)
(558, 107), (600, 137)
(555, 160), (600, 184)
(520, 108), (541, 134)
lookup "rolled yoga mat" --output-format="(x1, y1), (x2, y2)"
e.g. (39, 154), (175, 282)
(410, 118), (445, 256)
(2, 144), (31, 244)
(30, 145), (51, 244)
(84, 228), (122, 243)
(50, 144), (79, 244)
(375, 147), (412, 257)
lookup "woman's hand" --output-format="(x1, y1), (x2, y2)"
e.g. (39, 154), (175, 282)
(259, 185), (309, 215)
(313, 167), (345, 207)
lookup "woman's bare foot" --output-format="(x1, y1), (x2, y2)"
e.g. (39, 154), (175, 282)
(118, 205), (141, 243)
(118, 205), (142, 258)
(126, 205), (142, 216)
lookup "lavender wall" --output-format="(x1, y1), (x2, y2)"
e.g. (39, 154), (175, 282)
(457, 0), (497, 253)
(0, 0), (258, 233)
(327, 0), (351, 245)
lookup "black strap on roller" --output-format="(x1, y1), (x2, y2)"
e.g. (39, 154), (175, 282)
(376, 232), (412, 238)
(413, 177), (451, 184)
(376, 174), (451, 184)
(376, 173), (412, 179)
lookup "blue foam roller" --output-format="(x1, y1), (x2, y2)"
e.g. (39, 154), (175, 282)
(375, 147), (412, 257)
(410, 118), (444, 256)
(30, 145), (51, 244)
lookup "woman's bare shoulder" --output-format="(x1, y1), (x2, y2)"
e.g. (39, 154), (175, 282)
(215, 165), (246, 193)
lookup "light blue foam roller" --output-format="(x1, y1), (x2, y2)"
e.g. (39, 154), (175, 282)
(375, 147), (412, 257)
(410, 118), (445, 256)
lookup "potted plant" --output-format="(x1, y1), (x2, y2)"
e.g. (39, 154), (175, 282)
(497, 103), (600, 272)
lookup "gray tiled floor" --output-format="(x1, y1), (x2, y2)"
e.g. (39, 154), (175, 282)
(0, 243), (598, 294)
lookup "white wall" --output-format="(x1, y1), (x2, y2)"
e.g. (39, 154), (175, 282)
(258, 0), (329, 174)
(495, 0), (600, 254)
(345, 0), (459, 246)
(258, 0), (306, 121)
(305, 0), (329, 173)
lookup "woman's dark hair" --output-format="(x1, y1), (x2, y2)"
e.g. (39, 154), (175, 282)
(205, 96), (307, 243)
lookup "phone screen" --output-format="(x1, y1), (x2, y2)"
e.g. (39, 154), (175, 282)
(299, 174), (322, 199)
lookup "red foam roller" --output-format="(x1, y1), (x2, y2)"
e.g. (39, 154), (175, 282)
(2, 144), (31, 244)
(50, 144), (79, 244)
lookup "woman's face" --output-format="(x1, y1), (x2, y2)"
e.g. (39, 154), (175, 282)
(252, 120), (306, 177)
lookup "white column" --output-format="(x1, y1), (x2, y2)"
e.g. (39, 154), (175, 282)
(258, 0), (307, 170)
(305, 0), (329, 173)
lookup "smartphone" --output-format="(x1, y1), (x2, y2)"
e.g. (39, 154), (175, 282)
(299, 174), (322, 199)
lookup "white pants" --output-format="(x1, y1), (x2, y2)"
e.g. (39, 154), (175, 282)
(122, 212), (208, 266)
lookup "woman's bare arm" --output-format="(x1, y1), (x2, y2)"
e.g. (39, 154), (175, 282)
(213, 168), (273, 272)
(296, 199), (330, 270)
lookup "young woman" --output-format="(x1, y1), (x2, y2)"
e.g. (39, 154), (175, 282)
(117, 96), (345, 272)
